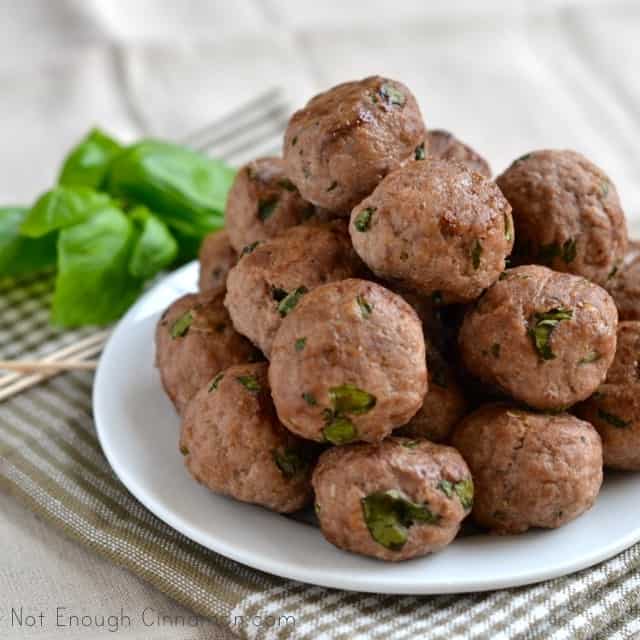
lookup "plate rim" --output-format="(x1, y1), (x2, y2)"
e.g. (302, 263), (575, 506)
(93, 262), (640, 595)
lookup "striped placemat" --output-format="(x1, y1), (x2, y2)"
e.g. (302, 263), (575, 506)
(2, 273), (640, 639)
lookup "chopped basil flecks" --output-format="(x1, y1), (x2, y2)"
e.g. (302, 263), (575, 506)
(170, 311), (193, 338)
(415, 142), (426, 160)
(356, 295), (373, 319)
(354, 207), (375, 232)
(277, 286), (308, 317)
(241, 241), (260, 256)
(437, 478), (473, 509)
(528, 307), (573, 360)
(327, 181), (338, 192)
(402, 440), (420, 449)
(539, 239), (577, 265)
(329, 384), (377, 415)
(179, 444), (189, 456)
(295, 337), (307, 352)
(258, 198), (278, 221)
(579, 351), (601, 365)
(504, 213), (513, 242)
(323, 417), (358, 445)
(562, 238), (577, 264)
(208, 372), (224, 392)
(598, 409), (631, 429)
(273, 448), (308, 478)
(236, 375), (261, 393)
(271, 286), (288, 302)
(608, 263), (620, 281)
(361, 489), (438, 551)
(302, 391), (317, 406)
(514, 153), (532, 164)
(379, 83), (406, 106)
(471, 239), (483, 270)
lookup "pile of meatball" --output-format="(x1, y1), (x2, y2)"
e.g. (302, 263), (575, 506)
(155, 76), (640, 562)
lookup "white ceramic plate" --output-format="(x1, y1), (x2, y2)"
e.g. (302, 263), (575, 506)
(94, 262), (640, 594)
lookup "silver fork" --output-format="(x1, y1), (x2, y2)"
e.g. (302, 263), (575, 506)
(0, 87), (290, 400)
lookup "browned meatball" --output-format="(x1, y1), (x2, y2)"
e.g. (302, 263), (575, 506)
(269, 279), (427, 444)
(180, 363), (314, 512)
(198, 231), (237, 292)
(452, 404), (602, 534)
(496, 150), (628, 286)
(312, 437), (472, 561)
(606, 240), (640, 321)
(426, 129), (491, 177)
(224, 222), (363, 357)
(225, 157), (315, 252)
(350, 159), (513, 303)
(398, 346), (468, 442)
(459, 265), (617, 410)
(575, 321), (640, 470)
(283, 76), (426, 213)
(155, 289), (258, 414)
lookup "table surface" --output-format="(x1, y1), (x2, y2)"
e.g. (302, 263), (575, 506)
(1, 1), (640, 638)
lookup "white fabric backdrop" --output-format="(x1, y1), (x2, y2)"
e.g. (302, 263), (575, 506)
(1, 1), (639, 638)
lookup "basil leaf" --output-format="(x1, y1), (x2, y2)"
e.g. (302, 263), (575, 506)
(52, 206), (143, 327)
(236, 375), (261, 393)
(277, 286), (307, 317)
(302, 391), (317, 406)
(208, 372), (224, 391)
(528, 307), (573, 360)
(329, 384), (376, 414)
(170, 311), (193, 338)
(323, 417), (358, 445)
(20, 186), (113, 238)
(106, 140), (236, 237)
(415, 143), (426, 160)
(598, 409), (631, 429)
(295, 337), (307, 352)
(273, 448), (309, 478)
(356, 295), (372, 318)
(437, 478), (473, 509)
(361, 489), (438, 551)
(0, 207), (57, 277)
(58, 128), (123, 189)
(379, 84), (406, 106)
(504, 213), (512, 242)
(578, 351), (601, 365)
(354, 207), (375, 232)
(471, 239), (482, 270)
(241, 241), (260, 256)
(128, 206), (178, 279)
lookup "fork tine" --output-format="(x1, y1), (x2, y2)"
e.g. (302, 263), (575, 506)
(219, 115), (290, 165)
(181, 87), (285, 150)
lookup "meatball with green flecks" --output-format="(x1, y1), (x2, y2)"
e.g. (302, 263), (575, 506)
(224, 222), (364, 357)
(575, 321), (640, 470)
(349, 159), (513, 303)
(225, 157), (316, 253)
(459, 265), (617, 410)
(283, 76), (426, 214)
(312, 437), (472, 561)
(180, 362), (315, 513)
(452, 404), (602, 534)
(198, 230), (237, 292)
(155, 289), (259, 414)
(496, 149), (628, 286)
(426, 129), (491, 177)
(269, 279), (427, 444)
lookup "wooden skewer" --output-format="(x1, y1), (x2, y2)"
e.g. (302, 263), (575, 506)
(0, 329), (110, 390)
(0, 360), (98, 373)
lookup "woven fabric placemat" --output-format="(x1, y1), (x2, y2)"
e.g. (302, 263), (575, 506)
(1, 272), (640, 640)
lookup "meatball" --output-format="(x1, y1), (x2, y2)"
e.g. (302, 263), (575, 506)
(283, 76), (426, 213)
(459, 265), (618, 410)
(606, 240), (640, 320)
(426, 129), (491, 177)
(269, 279), (427, 444)
(349, 159), (513, 303)
(452, 404), (602, 534)
(180, 362), (314, 512)
(575, 321), (640, 470)
(496, 149), (628, 286)
(312, 437), (472, 561)
(398, 345), (468, 442)
(155, 289), (258, 414)
(225, 157), (315, 252)
(224, 222), (363, 357)
(198, 231), (237, 292)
